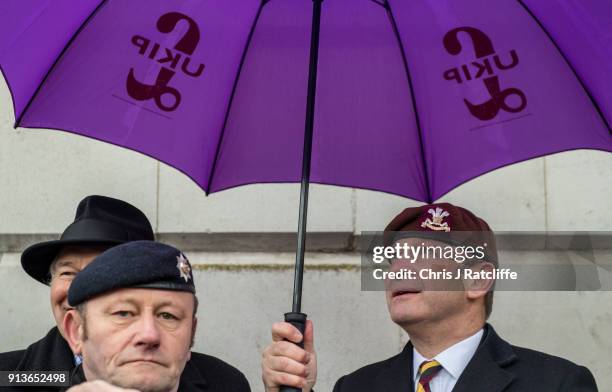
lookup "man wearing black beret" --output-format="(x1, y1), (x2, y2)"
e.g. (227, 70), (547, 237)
(61, 241), (250, 392)
(261, 203), (598, 391)
(0, 195), (155, 378)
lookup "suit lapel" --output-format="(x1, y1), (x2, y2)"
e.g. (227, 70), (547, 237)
(451, 347), (515, 392)
(452, 325), (517, 392)
(376, 342), (416, 392)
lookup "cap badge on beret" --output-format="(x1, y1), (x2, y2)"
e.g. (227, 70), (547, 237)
(420, 207), (451, 232)
(176, 253), (192, 282)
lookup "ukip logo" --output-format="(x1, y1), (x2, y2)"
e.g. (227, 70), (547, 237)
(127, 12), (205, 112)
(442, 27), (527, 121)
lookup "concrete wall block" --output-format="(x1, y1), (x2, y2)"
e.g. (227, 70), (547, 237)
(441, 158), (546, 231)
(0, 127), (158, 233)
(0, 253), (55, 351)
(546, 150), (612, 231)
(157, 163), (353, 232)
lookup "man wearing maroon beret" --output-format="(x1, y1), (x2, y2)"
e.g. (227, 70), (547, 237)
(261, 203), (598, 391)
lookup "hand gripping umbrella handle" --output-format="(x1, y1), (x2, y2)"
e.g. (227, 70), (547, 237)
(280, 312), (308, 392)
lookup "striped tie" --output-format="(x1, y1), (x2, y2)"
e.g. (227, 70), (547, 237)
(417, 360), (442, 392)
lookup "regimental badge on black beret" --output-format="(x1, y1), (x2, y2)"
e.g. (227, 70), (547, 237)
(176, 253), (192, 282)
(68, 240), (196, 306)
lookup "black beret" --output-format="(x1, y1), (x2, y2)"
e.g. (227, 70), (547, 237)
(68, 241), (195, 306)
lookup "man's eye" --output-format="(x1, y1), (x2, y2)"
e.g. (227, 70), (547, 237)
(60, 271), (77, 277)
(114, 311), (133, 318)
(159, 312), (178, 321)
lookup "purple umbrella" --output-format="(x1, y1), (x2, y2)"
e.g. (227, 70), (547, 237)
(1, 1), (611, 376)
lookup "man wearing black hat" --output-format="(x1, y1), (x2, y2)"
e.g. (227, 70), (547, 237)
(261, 203), (598, 391)
(0, 195), (156, 376)
(61, 241), (249, 392)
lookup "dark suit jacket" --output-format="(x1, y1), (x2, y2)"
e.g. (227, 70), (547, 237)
(0, 327), (250, 392)
(0, 327), (74, 391)
(333, 324), (598, 392)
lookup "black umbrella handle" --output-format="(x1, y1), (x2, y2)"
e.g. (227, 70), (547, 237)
(280, 312), (308, 392)
(283, 0), (320, 387)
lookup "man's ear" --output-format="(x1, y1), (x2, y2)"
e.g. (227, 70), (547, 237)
(465, 262), (495, 300)
(63, 309), (84, 355)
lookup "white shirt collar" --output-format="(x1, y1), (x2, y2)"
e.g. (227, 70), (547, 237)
(412, 328), (484, 381)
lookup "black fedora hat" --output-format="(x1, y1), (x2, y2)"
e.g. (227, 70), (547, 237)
(21, 195), (155, 285)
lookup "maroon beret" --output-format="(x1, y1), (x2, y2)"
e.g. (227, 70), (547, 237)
(384, 203), (497, 264)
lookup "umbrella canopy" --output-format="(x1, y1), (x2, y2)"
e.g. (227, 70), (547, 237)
(2, 0), (610, 204)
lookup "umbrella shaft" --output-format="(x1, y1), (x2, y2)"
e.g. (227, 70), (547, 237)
(292, 0), (323, 313)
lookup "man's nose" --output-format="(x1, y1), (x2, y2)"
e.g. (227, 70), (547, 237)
(134, 313), (161, 349)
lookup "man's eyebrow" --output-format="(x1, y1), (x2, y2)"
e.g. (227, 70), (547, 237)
(52, 259), (76, 269)
(121, 297), (141, 304)
(156, 300), (182, 309)
(106, 297), (140, 308)
(109, 298), (177, 307)
(104, 297), (187, 312)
